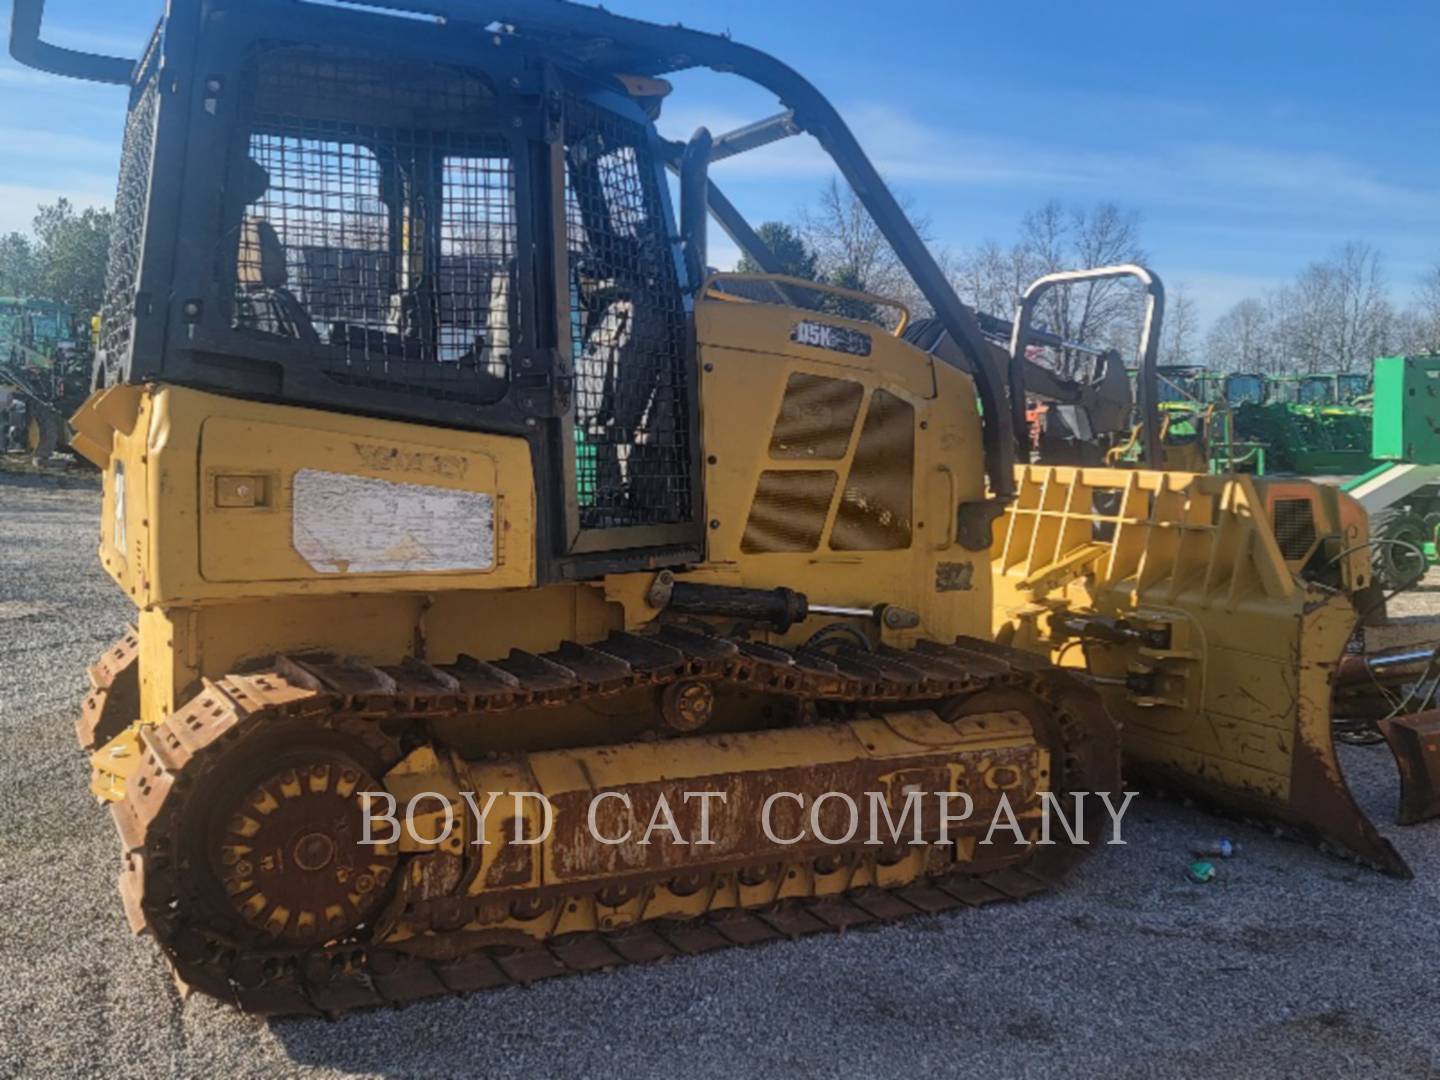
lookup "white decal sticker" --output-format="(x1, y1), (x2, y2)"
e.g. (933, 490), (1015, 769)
(790, 320), (872, 357)
(292, 469), (495, 575)
(112, 461), (127, 553)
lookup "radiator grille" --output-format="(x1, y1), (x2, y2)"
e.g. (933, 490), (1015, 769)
(769, 373), (863, 460)
(742, 471), (839, 554)
(1272, 498), (1318, 562)
(831, 389), (914, 550)
(566, 97), (691, 530)
(101, 72), (160, 362)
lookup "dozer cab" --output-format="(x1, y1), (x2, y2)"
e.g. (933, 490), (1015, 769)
(11, 0), (1417, 1016)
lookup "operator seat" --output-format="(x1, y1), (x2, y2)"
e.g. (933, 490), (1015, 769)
(235, 216), (320, 344)
(233, 158), (319, 344)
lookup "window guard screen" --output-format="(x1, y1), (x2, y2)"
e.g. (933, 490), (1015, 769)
(102, 70), (160, 363)
(565, 97), (692, 530)
(230, 46), (516, 403)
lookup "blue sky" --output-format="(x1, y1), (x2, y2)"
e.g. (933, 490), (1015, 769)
(1, 0), (1437, 328)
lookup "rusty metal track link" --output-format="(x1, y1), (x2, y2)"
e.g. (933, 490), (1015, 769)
(107, 627), (1113, 1017)
(78, 625), (139, 751)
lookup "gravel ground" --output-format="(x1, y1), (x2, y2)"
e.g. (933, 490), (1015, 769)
(4, 467), (1440, 1080)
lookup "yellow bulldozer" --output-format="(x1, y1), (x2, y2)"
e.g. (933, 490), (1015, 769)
(11, 0), (1428, 1016)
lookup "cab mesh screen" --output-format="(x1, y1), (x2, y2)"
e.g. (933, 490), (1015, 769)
(565, 97), (691, 530)
(101, 71), (160, 363)
(232, 46), (514, 402)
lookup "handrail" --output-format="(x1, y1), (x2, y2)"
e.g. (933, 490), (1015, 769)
(1009, 264), (1165, 468)
(703, 273), (912, 336)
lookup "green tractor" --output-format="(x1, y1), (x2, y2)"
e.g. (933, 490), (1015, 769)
(1343, 354), (1440, 589)
(1137, 366), (1265, 474)
(1228, 371), (1376, 476)
(0, 297), (92, 463)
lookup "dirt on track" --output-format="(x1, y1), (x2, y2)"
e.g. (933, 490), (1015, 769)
(4, 468), (1440, 1080)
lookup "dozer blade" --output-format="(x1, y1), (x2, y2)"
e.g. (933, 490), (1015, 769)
(992, 465), (1411, 877)
(1380, 711), (1440, 826)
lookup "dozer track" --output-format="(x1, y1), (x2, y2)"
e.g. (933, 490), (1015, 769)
(77, 625), (139, 752)
(98, 628), (1119, 1016)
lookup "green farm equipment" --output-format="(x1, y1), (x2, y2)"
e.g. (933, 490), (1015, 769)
(0, 297), (91, 463)
(1343, 355), (1440, 588)
(0, 296), (76, 363)
(1229, 372), (1376, 476)
(1139, 366), (1266, 473)
(1135, 366), (1379, 478)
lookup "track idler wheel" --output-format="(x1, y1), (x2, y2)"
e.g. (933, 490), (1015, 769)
(659, 680), (716, 732)
(946, 683), (1120, 804)
(190, 739), (399, 949)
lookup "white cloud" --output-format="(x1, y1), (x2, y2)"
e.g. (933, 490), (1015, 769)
(662, 94), (1440, 341)
(0, 65), (57, 87)
(0, 126), (119, 162)
(660, 101), (1136, 189)
(1162, 270), (1292, 329)
(31, 24), (147, 59)
(662, 96), (1440, 238)
(1169, 143), (1440, 220)
(0, 182), (114, 235)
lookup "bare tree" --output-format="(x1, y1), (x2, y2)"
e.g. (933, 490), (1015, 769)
(1273, 272), (1329, 373)
(1206, 297), (1282, 373)
(1064, 202), (1149, 349)
(1392, 308), (1429, 355)
(1420, 264), (1440, 325)
(797, 177), (938, 320)
(952, 199), (1148, 377)
(1160, 284), (1198, 366)
(801, 178), (889, 289)
(1273, 242), (1395, 372)
(1404, 263), (1440, 352)
(951, 238), (1032, 321)
(1332, 241), (1395, 369)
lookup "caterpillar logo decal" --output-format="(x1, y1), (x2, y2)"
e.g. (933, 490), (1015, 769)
(790, 320), (872, 358)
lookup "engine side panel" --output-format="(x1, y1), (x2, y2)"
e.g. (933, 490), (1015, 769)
(78, 383), (537, 605)
(694, 292), (992, 646)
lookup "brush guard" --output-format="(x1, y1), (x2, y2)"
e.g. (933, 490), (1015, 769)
(992, 465), (1413, 876)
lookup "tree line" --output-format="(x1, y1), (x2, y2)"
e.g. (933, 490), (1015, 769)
(0, 199), (113, 315)
(1205, 243), (1440, 373)
(735, 186), (1189, 377)
(734, 181), (1440, 377)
